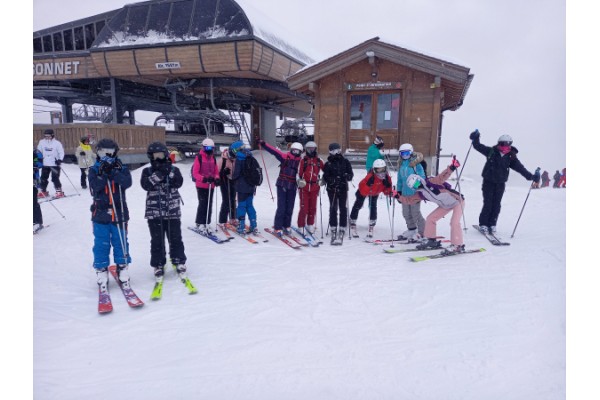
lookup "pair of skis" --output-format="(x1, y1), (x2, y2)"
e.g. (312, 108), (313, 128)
(220, 223), (269, 244)
(187, 226), (234, 244)
(98, 265), (144, 314)
(471, 225), (510, 246)
(150, 265), (198, 301)
(383, 245), (486, 261)
(38, 193), (80, 203)
(291, 226), (323, 247)
(264, 228), (304, 249)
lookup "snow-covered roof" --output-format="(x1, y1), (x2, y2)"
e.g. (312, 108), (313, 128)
(91, 0), (314, 65)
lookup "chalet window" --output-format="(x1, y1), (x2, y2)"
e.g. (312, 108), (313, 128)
(85, 23), (95, 48)
(42, 35), (53, 52)
(33, 37), (43, 53)
(350, 94), (372, 130)
(53, 32), (63, 52)
(376, 93), (400, 130)
(74, 26), (85, 50)
(63, 29), (74, 51)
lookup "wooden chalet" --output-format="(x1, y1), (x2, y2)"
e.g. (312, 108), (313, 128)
(287, 37), (473, 173)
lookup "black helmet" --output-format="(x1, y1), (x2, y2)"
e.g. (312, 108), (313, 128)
(80, 136), (89, 144)
(96, 138), (119, 157)
(147, 141), (169, 161)
(43, 129), (54, 137)
(329, 142), (341, 154)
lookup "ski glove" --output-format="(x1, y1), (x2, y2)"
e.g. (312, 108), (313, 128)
(215, 178), (221, 187)
(469, 129), (480, 141)
(79, 151), (86, 156)
(113, 159), (123, 171)
(99, 161), (113, 175)
(222, 167), (231, 176)
(449, 158), (461, 171)
(56, 159), (62, 166)
(532, 172), (541, 183)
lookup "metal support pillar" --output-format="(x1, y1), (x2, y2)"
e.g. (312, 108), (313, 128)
(110, 78), (124, 124)
(60, 98), (73, 123)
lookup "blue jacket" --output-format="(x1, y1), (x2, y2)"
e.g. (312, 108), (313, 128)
(231, 152), (257, 194)
(89, 159), (132, 224)
(397, 158), (426, 196)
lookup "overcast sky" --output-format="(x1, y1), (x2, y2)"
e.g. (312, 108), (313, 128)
(32, 0), (567, 173)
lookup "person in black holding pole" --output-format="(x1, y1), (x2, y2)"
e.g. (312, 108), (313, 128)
(322, 143), (354, 245)
(140, 142), (187, 284)
(469, 129), (540, 234)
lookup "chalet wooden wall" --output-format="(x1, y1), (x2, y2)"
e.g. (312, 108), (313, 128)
(312, 58), (441, 158)
(33, 123), (165, 157)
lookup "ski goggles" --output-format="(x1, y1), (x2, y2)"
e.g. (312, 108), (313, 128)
(290, 149), (302, 156)
(329, 148), (341, 155)
(498, 141), (512, 147)
(373, 166), (387, 174)
(400, 150), (412, 159)
(99, 148), (116, 157)
(203, 145), (214, 152)
(153, 152), (166, 159)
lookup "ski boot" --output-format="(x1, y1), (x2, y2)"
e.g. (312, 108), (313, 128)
(174, 264), (187, 280)
(333, 227), (345, 245)
(37, 190), (50, 199)
(116, 264), (130, 288)
(96, 268), (109, 294)
(442, 244), (465, 255)
(237, 218), (246, 235)
(153, 266), (164, 283)
(53, 189), (65, 198)
(330, 227), (337, 245)
(349, 219), (358, 238)
(367, 220), (376, 238)
(416, 238), (442, 250)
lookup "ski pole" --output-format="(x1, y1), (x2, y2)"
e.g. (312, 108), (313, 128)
(454, 142), (473, 190)
(385, 188), (394, 247)
(214, 180), (219, 232)
(107, 181), (129, 267)
(258, 143), (274, 201)
(57, 166), (81, 196)
(205, 184), (213, 229)
(452, 155), (468, 231)
(510, 183), (534, 238)
(346, 187), (351, 241)
(390, 185), (396, 247)
(45, 197), (66, 219)
(319, 184), (324, 239)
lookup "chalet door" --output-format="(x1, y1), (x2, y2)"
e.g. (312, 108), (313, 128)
(347, 92), (401, 151)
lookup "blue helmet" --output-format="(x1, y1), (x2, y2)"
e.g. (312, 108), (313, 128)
(229, 141), (244, 158)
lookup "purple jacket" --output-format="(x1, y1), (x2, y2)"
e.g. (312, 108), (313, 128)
(261, 142), (301, 190)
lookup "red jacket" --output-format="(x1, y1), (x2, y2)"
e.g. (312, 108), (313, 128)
(358, 171), (393, 197)
(299, 155), (324, 192)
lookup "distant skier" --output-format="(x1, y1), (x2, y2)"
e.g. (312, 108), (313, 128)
(553, 170), (561, 188)
(33, 148), (44, 233)
(88, 138), (132, 295)
(394, 158), (465, 253)
(259, 140), (303, 236)
(140, 142), (187, 284)
(366, 135), (385, 171)
(297, 141), (324, 235)
(558, 167), (566, 188)
(541, 170), (550, 188)
(76, 136), (95, 190)
(532, 167), (541, 189)
(469, 129), (540, 234)
(322, 142), (354, 244)
(349, 159), (394, 238)
(36, 129), (65, 198)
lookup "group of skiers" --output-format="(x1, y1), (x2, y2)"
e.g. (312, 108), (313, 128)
(531, 167), (565, 189)
(34, 128), (543, 298)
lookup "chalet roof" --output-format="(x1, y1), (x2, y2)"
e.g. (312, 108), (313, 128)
(287, 37), (474, 111)
(33, 0), (314, 65)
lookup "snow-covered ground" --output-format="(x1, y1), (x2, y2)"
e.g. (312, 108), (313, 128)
(32, 153), (565, 399)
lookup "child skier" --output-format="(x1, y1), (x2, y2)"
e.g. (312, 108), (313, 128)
(192, 138), (220, 234)
(469, 129), (540, 233)
(396, 143), (426, 242)
(217, 144), (237, 227)
(366, 135), (385, 171)
(297, 141), (324, 235)
(322, 142), (354, 244)
(88, 138), (132, 293)
(140, 142), (187, 283)
(76, 136), (95, 190)
(36, 129), (65, 198)
(259, 140), (303, 235)
(231, 142), (259, 234)
(349, 158), (394, 238)
(394, 158), (465, 253)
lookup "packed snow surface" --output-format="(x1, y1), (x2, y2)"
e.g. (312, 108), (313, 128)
(33, 154), (565, 399)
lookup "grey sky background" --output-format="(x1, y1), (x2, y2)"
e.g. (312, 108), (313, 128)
(33, 0), (566, 175)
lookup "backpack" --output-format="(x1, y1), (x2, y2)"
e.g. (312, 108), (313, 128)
(243, 156), (263, 186)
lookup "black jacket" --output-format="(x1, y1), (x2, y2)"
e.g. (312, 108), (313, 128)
(140, 162), (184, 219)
(323, 153), (354, 191)
(472, 138), (533, 184)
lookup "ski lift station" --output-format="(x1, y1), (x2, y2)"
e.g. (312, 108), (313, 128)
(33, 0), (473, 172)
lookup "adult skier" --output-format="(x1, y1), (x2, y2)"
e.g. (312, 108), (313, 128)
(322, 142), (354, 244)
(297, 141), (324, 235)
(192, 138), (220, 234)
(36, 129), (65, 198)
(76, 136), (95, 190)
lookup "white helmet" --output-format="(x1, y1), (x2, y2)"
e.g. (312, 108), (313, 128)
(497, 134), (513, 145)
(407, 174), (423, 189)
(290, 142), (303, 156)
(399, 143), (413, 160)
(305, 141), (317, 149)
(202, 138), (215, 147)
(372, 159), (387, 172)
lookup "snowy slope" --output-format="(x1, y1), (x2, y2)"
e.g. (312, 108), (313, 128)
(33, 154), (565, 400)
